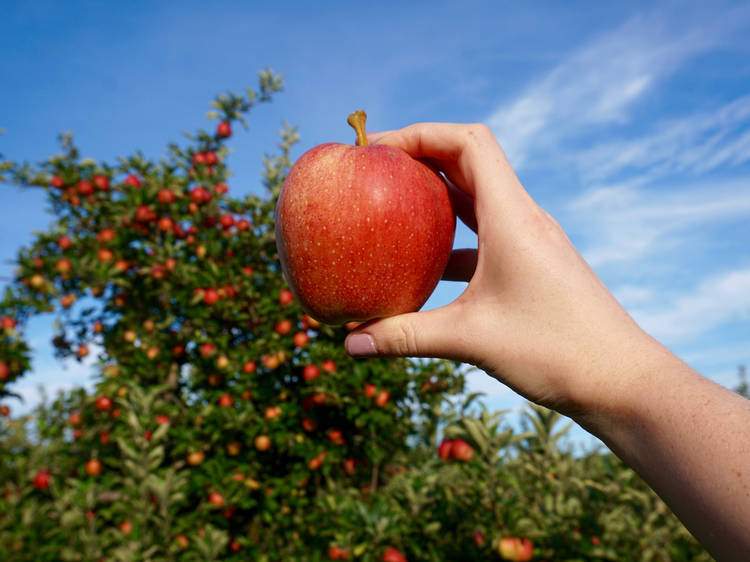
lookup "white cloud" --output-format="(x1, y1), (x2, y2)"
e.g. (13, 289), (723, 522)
(631, 267), (750, 342)
(577, 94), (750, 183)
(485, 13), (721, 169)
(568, 179), (750, 267)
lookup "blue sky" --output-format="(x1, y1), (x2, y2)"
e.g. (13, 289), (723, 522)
(2, 1), (749, 447)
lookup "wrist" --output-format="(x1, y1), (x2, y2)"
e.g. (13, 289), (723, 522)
(564, 328), (678, 435)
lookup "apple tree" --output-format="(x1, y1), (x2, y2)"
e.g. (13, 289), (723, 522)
(0, 70), (711, 561)
(0, 69), (462, 561)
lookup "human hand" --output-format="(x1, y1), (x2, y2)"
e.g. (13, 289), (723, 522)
(344, 123), (750, 560)
(344, 123), (654, 417)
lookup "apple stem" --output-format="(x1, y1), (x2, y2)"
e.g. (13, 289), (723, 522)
(347, 110), (368, 146)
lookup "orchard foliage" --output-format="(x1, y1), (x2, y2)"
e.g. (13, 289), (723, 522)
(0, 71), (709, 561)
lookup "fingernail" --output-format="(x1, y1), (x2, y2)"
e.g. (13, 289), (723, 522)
(346, 333), (378, 356)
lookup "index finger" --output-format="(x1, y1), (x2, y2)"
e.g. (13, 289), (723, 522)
(371, 123), (520, 206)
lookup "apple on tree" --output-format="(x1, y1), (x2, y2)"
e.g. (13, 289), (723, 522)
(275, 110), (455, 324)
(498, 537), (533, 561)
(33, 470), (52, 490)
(381, 546), (407, 562)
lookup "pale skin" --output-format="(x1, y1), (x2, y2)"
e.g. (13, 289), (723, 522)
(344, 123), (750, 561)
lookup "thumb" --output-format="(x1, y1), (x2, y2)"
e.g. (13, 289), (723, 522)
(345, 306), (464, 360)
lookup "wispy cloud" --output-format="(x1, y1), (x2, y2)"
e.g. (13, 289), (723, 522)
(631, 266), (750, 342)
(577, 95), (750, 183)
(568, 179), (750, 267)
(485, 13), (722, 169)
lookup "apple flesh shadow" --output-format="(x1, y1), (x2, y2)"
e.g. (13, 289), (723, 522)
(275, 110), (455, 325)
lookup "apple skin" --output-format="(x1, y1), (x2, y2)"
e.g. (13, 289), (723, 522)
(275, 113), (455, 325)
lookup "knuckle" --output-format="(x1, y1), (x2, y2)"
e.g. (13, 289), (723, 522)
(392, 322), (420, 356)
(465, 123), (493, 141)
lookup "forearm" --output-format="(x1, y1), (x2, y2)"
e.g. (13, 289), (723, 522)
(576, 337), (750, 561)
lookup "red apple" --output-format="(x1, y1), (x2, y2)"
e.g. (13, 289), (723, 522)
(95, 395), (113, 411)
(187, 451), (205, 466)
(364, 383), (377, 399)
(119, 520), (133, 536)
(97, 228), (115, 243)
(76, 344), (89, 359)
(135, 205), (155, 222)
(124, 174), (142, 188)
(374, 390), (390, 408)
(158, 188), (176, 204)
(308, 451), (327, 470)
(254, 435), (271, 451)
(77, 180), (94, 195)
(200, 342), (215, 357)
(29, 273), (45, 289)
(203, 288), (220, 305)
(382, 546), (407, 562)
(208, 491), (225, 508)
(275, 110), (455, 324)
(302, 365), (319, 381)
(57, 235), (73, 250)
(438, 438), (454, 460)
(190, 186), (211, 205)
(451, 438), (474, 462)
(1, 316), (17, 330)
(33, 470), (52, 490)
(56, 258), (72, 274)
(85, 458), (102, 476)
(216, 121), (232, 138)
(264, 405), (281, 420)
(327, 429), (344, 445)
(93, 175), (110, 191)
(328, 545), (350, 560)
(498, 537), (533, 561)
(219, 214), (235, 229)
(98, 248), (114, 262)
(218, 393), (233, 408)
(279, 289), (294, 306)
(157, 216), (174, 232)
